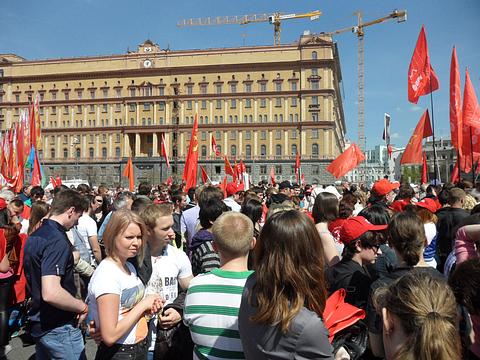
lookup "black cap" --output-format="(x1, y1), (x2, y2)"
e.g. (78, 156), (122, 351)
(278, 180), (293, 190)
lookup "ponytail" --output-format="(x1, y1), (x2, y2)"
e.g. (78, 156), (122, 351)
(387, 212), (425, 266)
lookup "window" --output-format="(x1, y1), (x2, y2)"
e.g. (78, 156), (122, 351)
(216, 100), (222, 109)
(311, 96), (319, 105)
(230, 99), (236, 108)
(312, 143), (319, 156)
(312, 68), (318, 76)
(63, 106), (69, 115)
(219, 116), (223, 124)
(130, 88), (135, 97)
(102, 147), (107, 158)
(90, 90), (96, 99)
(187, 85), (193, 95)
(115, 103), (121, 112)
(291, 144), (297, 155)
(260, 145), (266, 156)
(129, 104), (136, 112)
(158, 101), (165, 110)
(89, 104), (95, 113)
(260, 83), (267, 92)
(15, 94), (20, 103)
(186, 100), (192, 110)
(231, 145), (237, 156)
(245, 98), (251, 108)
(311, 129), (319, 139)
(312, 51), (318, 60)
(275, 165), (282, 174)
(200, 85), (207, 94)
(245, 131), (251, 140)
(275, 98), (282, 107)
(159, 87), (165, 96)
(201, 131), (207, 141)
(116, 88), (121, 98)
(291, 82), (298, 91)
(279, 114), (283, 123)
(260, 130), (267, 140)
(64, 92), (69, 101)
(260, 98), (266, 108)
(75, 148), (81, 158)
(311, 81), (319, 90)
(275, 82), (282, 92)
(312, 165), (320, 175)
(115, 147), (121, 157)
(275, 130), (281, 140)
(276, 144), (282, 156)
(246, 145), (251, 158)
(291, 130), (297, 139)
(245, 83), (252, 92)
(291, 97), (297, 107)
(312, 113), (319, 122)
(50, 148), (55, 159)
(52, 92), (57, 100)
(76, 105), (82, 114)
(230, 84), (237, 93)
(63, 148), (68, 158)
(103, 89), (108, 98)
(201, 100), (207, 109)
(230, 131), (236, 140)
(216, 84), (222, 94)
(201, 145), (207, 157)
(260, 165), (267, 175)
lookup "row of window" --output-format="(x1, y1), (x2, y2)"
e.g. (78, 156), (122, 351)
(198, 143), (321, 157)
(50, 147), (121, 159)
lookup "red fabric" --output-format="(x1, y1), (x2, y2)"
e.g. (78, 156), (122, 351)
(387, 144), (393, 159)
(450, 47), (463, 150)
(182, 115), (199, 190)
(416, 198), (438, 213)
(295, 153), (301, 183)
(0, 229), (5, 261)
(28, 103), (37, 149)
(372, 179), (400, 196)
(226, 182), (244, 197)
(401, 110), (433, 165)
(50, 176), (57, 188)
(15, 122), (25, 193)
(323, 288), (366, 343)
(451, 159), (460, 183)
(161, 134), (170, 168)
(329, 218), (346, 243)
(219, 176), (227, 199)
(339, 216), (387, 245)
(239, 160), (246, 175)
(165, 176), (173, 186)
(408, 25), (440, 104)
(463, 68), (480, 129)
(21, 204), (31, 220)
(11, 233), (27, 304)
(122, 157), (135, 191)
(326, 143), (365, 179)
(211, 135), (221, 157)
(390, 199), (411, 213)
(31, 148), (42, 187)
(224, 156), (235, 179)
(200, 166), (209, 184)
(55, 176), (62, 186)
(421, 151), (428, 184)
(270, 166), (276, 186)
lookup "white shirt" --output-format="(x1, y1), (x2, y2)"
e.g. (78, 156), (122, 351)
(223, 197), (241, 212)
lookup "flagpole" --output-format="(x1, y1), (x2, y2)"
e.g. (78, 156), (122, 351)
(429, 79), (439, 183)
(160, 155), (163, 184)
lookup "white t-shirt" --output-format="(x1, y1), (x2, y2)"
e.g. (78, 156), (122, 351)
(88, 259), (147, 345)
(424, 222), (437, 245)
(76, 214), (98, 265)
(145, 244), (193, 351)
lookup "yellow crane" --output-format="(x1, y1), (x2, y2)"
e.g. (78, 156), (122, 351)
(307, 9), (407, 152)
(177, 10), (322, 46)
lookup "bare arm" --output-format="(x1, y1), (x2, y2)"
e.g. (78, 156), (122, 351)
(88, 235), (102, 264)
(97, 293), (161, 346)
(316, 224), (340, 267)
(179, 275), (193, 290)
(42, 275), (86, 313)
(0, 254), (10, 273)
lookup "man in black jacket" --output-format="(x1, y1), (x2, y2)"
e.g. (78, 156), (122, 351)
(436, 187), (469, 272)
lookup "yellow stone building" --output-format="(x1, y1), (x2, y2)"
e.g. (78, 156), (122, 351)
(0, 34), (346, 185)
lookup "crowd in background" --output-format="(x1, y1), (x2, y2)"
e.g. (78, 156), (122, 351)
(0, 175), (479, 360)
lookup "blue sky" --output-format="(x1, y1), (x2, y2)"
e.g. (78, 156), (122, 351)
(1, 0), (478, 148)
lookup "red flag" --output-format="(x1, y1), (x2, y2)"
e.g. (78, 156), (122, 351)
(450, 47), (462, 150)
(301, 173), (305, 186)
(211, 135), (221, 157)
(387, 144), (393, 159)
(161, 134), (170, 168)
(50, 176), (58, 188)
(421, 152), (428, 184)
(408, 26), (440, 104)
(270, 166), (276, 186)
(28, 103), (37, 149)
(122, 157), (135, 191)
(234, 158), (241, 181)
(182, 115), (199, 190)
(33, 95), (42, 148)
(31, 148), (42, 187)
(200, 166), (209, 184)
(294, 153), (301, 183)
(463, 68), (480, 129)
(451, 160), (459, 183)
(327, 144), (366, 178)
(55, 176), (62, 186)
(219, 176), (227, 198)
(401, 110), (433, 165)
(166, 176), (173, 186)
(240, 160), (246, 174)
(224, 156), (235, 178)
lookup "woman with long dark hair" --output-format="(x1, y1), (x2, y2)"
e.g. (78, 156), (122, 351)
(238, 210), (333, 359)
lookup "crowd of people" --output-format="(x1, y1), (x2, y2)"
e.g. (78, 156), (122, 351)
(0, 176), (479, 360)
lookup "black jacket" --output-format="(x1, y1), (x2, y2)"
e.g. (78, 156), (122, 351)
(436, 207), (469, 257)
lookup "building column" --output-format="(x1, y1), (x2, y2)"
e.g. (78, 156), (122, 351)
(238, 131), (243, 156)
(124, 134), (131, 157)
(153, 102), (157, 124)
(268, 130), (273, 156)
(253, 131), (258, 156)
(135, 133), (141, 157)
(301, 131), (307, 155)
(165, 102), (170, 124)
(108, 134), (113, 157)
(152, 133), (159, 156)
(95, 135), (100, 157)
(284, 132), (289, 157)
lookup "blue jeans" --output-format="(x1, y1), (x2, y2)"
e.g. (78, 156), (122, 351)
(34, 323), (86, 360)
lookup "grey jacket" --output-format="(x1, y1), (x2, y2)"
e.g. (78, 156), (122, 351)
(238, 274), (334, 360)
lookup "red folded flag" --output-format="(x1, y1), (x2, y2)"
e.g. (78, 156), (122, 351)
(294, 153), (301, 183)
(31, 148), (42, 187)
(463, 68), (480, 129)
(301, 173), (305, 186)
(56, 176), (62, 186)
(239, 160), (246, 174)
(200, 166), (209, 184)
(326, 144), (365, 178)
(270, 166), (276, 186)
(211, 135), (221, 157)
(408, 26), (440, 104)
(50, 176), (57, 188)
(421, 152), (428, 184)
(451, 159), (459, 184)
(450, 47), (463, 150)
(182, 115), (199, 190)
(161, 134), (170, 168)
(401, 110), (433, 165)
(224, 156), (235, 179)
(460, 69), (480, 173)
(122, 157), (135, 191)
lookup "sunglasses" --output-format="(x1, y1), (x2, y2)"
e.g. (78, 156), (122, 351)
(95, 199), (103, 204)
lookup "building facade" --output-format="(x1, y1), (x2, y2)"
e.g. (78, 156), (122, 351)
(0, 35), (346, 186)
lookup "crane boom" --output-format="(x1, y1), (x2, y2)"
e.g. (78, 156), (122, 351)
(178, 10), (322, 45)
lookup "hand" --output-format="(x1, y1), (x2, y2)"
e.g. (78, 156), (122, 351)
(77, 311), (88, 327)
(88, 320), (103, 345)
(141, 294), (163, 314)
(158, 308), (181, 329)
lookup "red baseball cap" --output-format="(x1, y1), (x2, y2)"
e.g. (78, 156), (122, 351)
(416, 198), (438, 213)
(372, 179), (400, 196)
(339, 216), (387, 244)
(226, 182), (244, 197)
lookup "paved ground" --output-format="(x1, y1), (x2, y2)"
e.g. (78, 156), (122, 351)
(5, 336), (98, 359)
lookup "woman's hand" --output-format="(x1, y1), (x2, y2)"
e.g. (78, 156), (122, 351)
(141, 294), (164, 315)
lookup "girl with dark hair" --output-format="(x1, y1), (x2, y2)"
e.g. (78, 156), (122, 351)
(326, 216), (386, 310)
(238, 210), (333, 359)
(312, 192), (341, 267)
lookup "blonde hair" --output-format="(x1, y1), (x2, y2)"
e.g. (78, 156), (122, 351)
(140, 203), (172, 230)
(103, 209), (146, 264)
(212, 212), (253, 257)
(374, 271), (461, 360)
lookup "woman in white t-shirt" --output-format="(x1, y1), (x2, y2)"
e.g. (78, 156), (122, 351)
(88, 209), (163, 360)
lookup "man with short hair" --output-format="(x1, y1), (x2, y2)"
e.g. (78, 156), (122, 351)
(184, 212), (255, 360)
(24, 189), (89, 360)
(172, 191), (188, 249)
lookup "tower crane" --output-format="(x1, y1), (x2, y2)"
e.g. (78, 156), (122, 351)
(309, 10), (407, 152)
(177, 10), (322, 46)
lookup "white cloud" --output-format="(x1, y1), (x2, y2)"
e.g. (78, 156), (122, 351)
(410, 105), (423, 112)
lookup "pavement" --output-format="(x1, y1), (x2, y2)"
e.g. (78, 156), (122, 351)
(5, 335), (98, 360)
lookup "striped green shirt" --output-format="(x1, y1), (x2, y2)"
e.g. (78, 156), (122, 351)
(184, 268), (253, 360)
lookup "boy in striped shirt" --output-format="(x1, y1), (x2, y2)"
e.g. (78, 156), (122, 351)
(184, 212), (255, 360)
